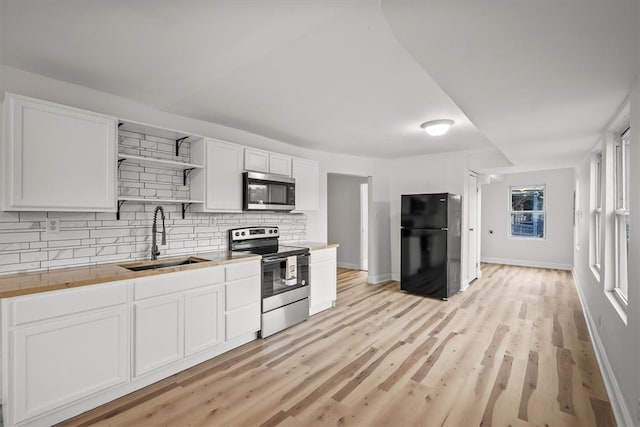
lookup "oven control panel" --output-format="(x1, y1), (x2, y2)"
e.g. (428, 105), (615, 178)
(229, 226), (279, 241)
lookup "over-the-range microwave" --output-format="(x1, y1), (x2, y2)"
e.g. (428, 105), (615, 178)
(243, 172), (296, 211)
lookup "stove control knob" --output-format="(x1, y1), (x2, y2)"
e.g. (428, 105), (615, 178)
(241, 231), (246, 236)
(234, 232), (239, 237)
(269, 230), (273, 234)
(273, 229), (278, 234)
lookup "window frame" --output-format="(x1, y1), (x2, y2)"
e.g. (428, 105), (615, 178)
(612, 127), (630, 306)
(509, 184), (546, 240)
(592, 153), (603, 274)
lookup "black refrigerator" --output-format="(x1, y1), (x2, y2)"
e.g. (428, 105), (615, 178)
(401, 193), (461, 300)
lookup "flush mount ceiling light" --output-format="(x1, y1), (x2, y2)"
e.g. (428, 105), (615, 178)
(420, 119), (454, 136)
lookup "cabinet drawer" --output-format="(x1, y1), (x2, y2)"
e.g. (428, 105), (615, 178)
(226, 260), (260, 282)
(226, 276), (260, 310)
(9, 282), (128, 326)
(311, 247), (336, 263)
(225, 303), (260, 340)
(134, 266), (224, 300)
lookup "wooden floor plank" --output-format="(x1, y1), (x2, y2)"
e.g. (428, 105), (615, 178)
(59, 264), (614, 427)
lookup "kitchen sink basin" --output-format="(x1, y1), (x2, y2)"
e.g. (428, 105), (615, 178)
(120, 257), (208, 272)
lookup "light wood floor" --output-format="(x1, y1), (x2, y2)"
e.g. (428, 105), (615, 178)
(60, 264), (615, 426)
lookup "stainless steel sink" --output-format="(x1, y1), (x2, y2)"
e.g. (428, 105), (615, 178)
(120, 257), (207, 272)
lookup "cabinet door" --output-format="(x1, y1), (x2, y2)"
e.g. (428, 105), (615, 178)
(226, 303), (261, 340)
(225, 267), (261, 340)
(185, 284), (224, 356)
(244, 148), (270, 173)
(2, 93), (117, 211)
(309, 249), (337, 316)
(269, 153), (292, 177)
(292, 157), (319, 211)
(10, 307), (129, 423)
(134, 295), (184, 377)
(206, 139), (243, 211)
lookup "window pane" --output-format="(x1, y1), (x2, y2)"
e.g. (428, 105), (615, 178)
(615, 143), (624, 209)
(511, 212), (545, 238)
(511, 186), (544, 211)
(625, 140), (630, 210)
(595, 158), (602, 208)
(594, 211), (601, 268)
(615, 214), (628, 299)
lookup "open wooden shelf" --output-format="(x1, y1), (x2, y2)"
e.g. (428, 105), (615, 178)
(118, 154), (203, 170)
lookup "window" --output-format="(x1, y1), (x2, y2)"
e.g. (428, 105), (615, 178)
(593, 154), (602, 271)
(510, 185), (545, 238)
(613, 128), (630, 304)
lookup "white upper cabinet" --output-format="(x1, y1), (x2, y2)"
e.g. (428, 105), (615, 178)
(244, 148), (292, 177)
(2, 93), (117, 211)
(292, 157), (319, 212)
(268, 152), (292, 176)
(244, 148), (269, 173)
(191, 138), (244, 212)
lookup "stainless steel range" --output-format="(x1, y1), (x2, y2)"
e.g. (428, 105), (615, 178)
(229, 226), (310, 338)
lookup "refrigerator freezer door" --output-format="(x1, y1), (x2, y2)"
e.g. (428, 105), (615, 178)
(401, 193), (448, 229)
(400, 228), (448, 298)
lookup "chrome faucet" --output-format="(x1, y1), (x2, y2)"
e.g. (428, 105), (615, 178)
(151, 206), (166, 260)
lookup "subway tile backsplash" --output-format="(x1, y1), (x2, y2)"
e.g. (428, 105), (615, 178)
(0, 131), (307, 275)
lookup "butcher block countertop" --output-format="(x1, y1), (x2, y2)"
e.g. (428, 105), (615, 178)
(289, 242), (339, 251)
(0, 251), (260, 299)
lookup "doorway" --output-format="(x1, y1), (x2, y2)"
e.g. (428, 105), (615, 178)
(468, 172), (479, 283)
(327, 173), (369, 271)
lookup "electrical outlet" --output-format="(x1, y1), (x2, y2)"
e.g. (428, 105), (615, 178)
(45, 218), (60, 235)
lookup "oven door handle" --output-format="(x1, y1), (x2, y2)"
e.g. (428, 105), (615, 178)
(262, 254), (309, 264)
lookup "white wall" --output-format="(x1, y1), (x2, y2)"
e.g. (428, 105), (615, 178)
(327, 174), (368, 269)
(573, 78), (639, 426)
(480, 168), (575, 270)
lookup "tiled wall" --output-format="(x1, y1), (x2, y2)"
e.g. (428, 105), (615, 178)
(0, 131), (307, 275)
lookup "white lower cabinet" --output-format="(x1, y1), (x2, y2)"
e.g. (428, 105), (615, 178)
(134, 294), (184, 377)
(225, 260), (261, 340)
(133, 266), (225, 377)
(5, 287), (129, 425)
(2, 260), (260, 427)
(11, 308), (128, 422)
(185, 285), (225, 356)
(309, 247), (338, 316)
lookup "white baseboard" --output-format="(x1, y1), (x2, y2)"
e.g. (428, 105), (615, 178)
(481, 257), (572, 271)
(367, 273), (392, 284)
(337, 262), (362, 270)
(572, 270), (634, 427)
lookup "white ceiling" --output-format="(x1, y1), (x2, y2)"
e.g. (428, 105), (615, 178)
(1, 0), (637, 167)
(382, 0), (639, 168)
